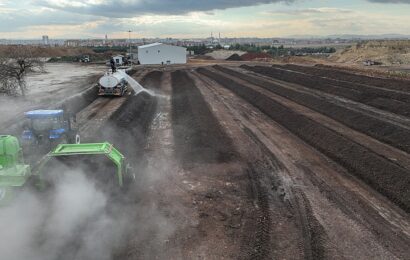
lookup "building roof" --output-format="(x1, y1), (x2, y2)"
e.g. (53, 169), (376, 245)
(25, 110), (63, 118)
(138, 42), (163, 49)
(138, 42), (187, 50)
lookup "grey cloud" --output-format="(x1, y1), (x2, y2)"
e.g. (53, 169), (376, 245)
(36, 0), (297, 18)
(367, 0), (410, 3)
(266, 8), (353, 15)
(0, 9), (96, 32)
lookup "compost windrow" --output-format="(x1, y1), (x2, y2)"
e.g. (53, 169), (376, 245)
(284, 64), (410, 92)
(171, 70), (237, 166)
(218, 65), (410, 154)
(243, 65), (410, 118)
(97, 71), (159, 164)
(198, 67), (410, 212)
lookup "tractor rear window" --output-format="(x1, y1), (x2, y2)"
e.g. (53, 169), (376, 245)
(32, 118), (61, 131)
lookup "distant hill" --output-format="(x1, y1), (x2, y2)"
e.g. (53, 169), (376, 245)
(0, 46), (94, 58)
(330, 40), (410, 65)
(288, 34), (410, 40)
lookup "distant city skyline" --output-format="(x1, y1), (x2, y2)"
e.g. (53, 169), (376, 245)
(0, 0), (409, 39)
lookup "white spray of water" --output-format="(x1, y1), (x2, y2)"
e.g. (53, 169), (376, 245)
(118, 70), (154, 96)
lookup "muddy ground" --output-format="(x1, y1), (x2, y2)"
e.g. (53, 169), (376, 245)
(1, 62), (409, 259)
(0, 63), (105, 133)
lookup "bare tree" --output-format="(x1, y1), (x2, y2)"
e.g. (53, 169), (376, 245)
(0, 46), (44, 96)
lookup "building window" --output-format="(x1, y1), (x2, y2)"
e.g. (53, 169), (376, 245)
(158, 50), (160, 53)
(146, 50), (148, 54)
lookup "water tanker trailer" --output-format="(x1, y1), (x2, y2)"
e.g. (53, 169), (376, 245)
(98, 70), (128, 96)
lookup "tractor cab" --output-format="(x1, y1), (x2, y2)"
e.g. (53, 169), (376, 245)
(22, 110), (80, 150)
(0, 135), (31, 206)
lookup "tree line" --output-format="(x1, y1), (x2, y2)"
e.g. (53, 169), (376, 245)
(186, 43), (336, 56)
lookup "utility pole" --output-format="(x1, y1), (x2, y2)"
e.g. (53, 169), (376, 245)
(128, 30), (132, 58)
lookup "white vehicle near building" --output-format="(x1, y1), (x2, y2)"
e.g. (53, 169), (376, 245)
(137, 43), (187, 65)
(113, 55), (125, 66)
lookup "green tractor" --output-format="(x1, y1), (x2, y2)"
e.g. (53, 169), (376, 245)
(0, 136), (134, 206)
(0, 135), (32, 206)
(36, 142), (135, 194)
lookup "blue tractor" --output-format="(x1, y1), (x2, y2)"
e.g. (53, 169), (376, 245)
(21, 110), (80, 152)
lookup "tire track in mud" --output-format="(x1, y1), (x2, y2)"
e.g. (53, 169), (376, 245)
(192, 72), (324, 260)
(171, 70), (280, 259)
(198, 67), (410, 212)
(242, 127), (325, 260)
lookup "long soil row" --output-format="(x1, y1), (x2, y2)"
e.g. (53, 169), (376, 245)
(242, 65), (410, 117)
(171, 70), (237, 166)
(284, 64), (410, 92)
(99, 71), (159, 162)
(214, 65), (410, 154)
(197, 67), (410, 212)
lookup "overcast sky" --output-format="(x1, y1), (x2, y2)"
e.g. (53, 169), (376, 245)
(0, 0), (409, 39)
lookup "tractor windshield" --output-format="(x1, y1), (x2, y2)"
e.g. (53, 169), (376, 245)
(31, 117), (62, 131)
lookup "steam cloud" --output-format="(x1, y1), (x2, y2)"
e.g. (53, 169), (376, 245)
(0, 170), (128, 260)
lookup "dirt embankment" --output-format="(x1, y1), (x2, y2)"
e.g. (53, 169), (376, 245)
(205, 50), (246, 60)
(0, 45), (95, 58)
(198, 67), (410, 212)
(331, 40), (410, 65)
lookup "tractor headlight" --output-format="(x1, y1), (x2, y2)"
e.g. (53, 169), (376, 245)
(22, 130), (33, 140)
(49, 129), (64, 139)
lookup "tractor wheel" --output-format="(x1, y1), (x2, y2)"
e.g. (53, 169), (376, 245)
(75, 134), (81, 144)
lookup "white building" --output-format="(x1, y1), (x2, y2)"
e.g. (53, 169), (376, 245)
(42, 35), (49, 45)
(113, 55), (125, 65)
(138, 43), (187, 65)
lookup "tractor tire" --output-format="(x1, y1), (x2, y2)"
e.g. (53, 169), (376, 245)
(68, 131), (81, 144)
(75, 134), (81, 144)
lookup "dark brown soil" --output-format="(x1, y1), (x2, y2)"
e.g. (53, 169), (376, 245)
(226, 54), (243, 61)
(246, 65), (410, 117)
(198, 67), (410, 212)
(312, 64), (410, 92)
(217, 65), (410, 154)
(99, 73), (159, 163)
(171, 70), (237, 166)
(139, 71), (163, 89)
